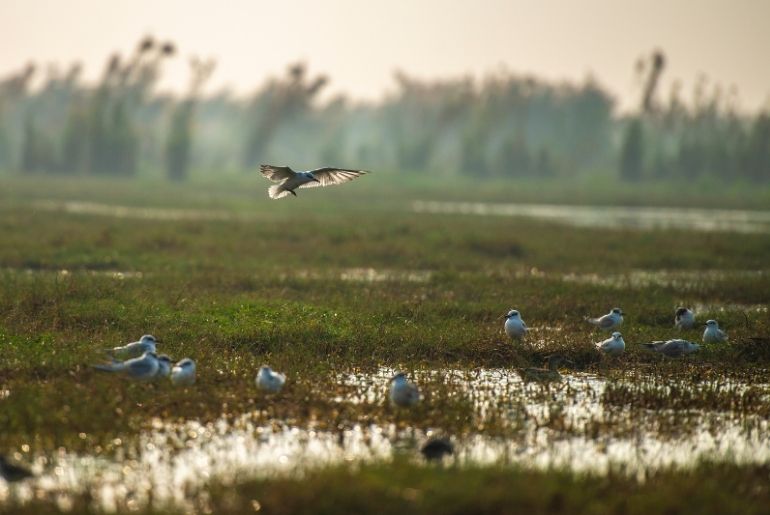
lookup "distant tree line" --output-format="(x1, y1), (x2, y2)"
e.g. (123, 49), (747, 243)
(0, 40), (768, 183)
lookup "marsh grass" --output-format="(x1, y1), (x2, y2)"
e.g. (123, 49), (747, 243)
(1, 176), (769, 512)
(3, 462), (770, 515)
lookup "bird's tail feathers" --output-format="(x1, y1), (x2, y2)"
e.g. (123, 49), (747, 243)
(268, 185), (292, 199)
(93, 363), (123, 372)
(585, 317), (599, 326)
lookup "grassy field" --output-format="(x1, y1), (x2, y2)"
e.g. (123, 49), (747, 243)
(1, 174), (769, 513)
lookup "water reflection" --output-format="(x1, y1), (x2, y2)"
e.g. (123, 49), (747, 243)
(2, 368), (768, 512)
(413, 200), (770, 234)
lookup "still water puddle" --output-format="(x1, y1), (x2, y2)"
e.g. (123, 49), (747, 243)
(279, 268), (433, 283)
(413, 200), (770, 233)
(30, 199), (770, 234)
(2, 368), (769, 512)
(30, 200), (257, 223)
(561, 269), (767, 290)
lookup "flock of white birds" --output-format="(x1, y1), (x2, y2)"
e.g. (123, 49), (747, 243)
(506, 305), (727, 360)
(88, 306), (727, 408)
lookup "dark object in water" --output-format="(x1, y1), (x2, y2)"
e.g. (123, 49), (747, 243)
(0, 455), (34, 482)
(421, 438), (454, 461)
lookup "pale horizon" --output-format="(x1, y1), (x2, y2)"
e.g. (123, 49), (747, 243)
(2, 0), (769, 112)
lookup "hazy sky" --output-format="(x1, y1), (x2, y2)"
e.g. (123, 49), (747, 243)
(1, 0), (769, 111)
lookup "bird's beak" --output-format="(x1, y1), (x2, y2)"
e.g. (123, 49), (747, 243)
(155, 339), (163, 344)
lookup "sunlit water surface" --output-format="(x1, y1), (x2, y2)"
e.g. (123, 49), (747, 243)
(2, 368), (769, 512)
(28, 198), (770, 234)
(413, 200), (770, 233)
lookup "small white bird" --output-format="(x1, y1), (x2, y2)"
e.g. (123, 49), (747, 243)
(93, 351), (160, 381)
(389, 372), (420, 407)
(640, 339), (701, 357)
(675, 307), (696, 330)
(155, 354), (172, 378)
(170, 358), (196, 386)
(596, 331), (625, 356)
(703, 319), (728, 344)
(260, 164), (368, 199)
(586, 308), (624, 331)
(503, 309), (528, 340)
(256, 365), (286, 393)
(105, 334), (160, 360)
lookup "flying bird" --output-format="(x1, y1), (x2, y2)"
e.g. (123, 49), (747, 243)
(256, 365), (286, 393)
(503, 309), (528, 340)
(596, 331), (626, 356)
(674, 307), (696, 330)
(586, 308), (624, 331)
(389, 372), (420, 408)
(640, 339), (701, 357)
(703, 320), (728, 344)
(259, 164), (368, 199)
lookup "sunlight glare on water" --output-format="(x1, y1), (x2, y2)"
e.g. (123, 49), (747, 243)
(2, 368), (768, 512)
(413, 200), (770, 233)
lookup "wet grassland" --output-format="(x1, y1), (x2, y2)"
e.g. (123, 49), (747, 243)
(1, 176), (769, 513)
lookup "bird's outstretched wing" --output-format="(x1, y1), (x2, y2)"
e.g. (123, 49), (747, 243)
(299, 167), (368, 189)
(260, 164), (295, 182)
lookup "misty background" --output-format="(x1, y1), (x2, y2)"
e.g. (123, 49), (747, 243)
(1, 0), (769, 187)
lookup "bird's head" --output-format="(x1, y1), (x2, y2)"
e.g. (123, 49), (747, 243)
(259, 365), (273, 375)
(157, 354), (172, 365)
(389, 372), (407, 384)
(141, 335), (160, 344)
(706, 320), (718, 328)
(675, 307), (690, 317)
(504, 309), (520, 319)
(612, 331), (623, 339)
(176, 358), (194, 368)
(611, 308), (624, 316)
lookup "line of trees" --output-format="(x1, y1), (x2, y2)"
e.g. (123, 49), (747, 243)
(0, 39), (768, 183)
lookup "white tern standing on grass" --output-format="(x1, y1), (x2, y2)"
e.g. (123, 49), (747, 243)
(586, 308), (624, 331)
(155, 354), (172, 378)
(703, 320), (728, 344)
(675, 307), (696, 330)
(389, 372), (420, 407)
(171, 358), (196, 386)
(256, 365), (286, 393)
(93, 351), (160, 381)
(259, 164), (368, 199)
(503, 309), (528, 340)
(596, 332), (625, 356)
(105, 335), (160, 360)
(640, 339), (700, 357)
